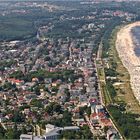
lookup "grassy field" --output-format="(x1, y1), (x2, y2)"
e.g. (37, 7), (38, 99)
(96, 59), (113, 105)
(102, 82), (113, 105)
(108, 27), (140, 113)
(0, 17), (36, 41)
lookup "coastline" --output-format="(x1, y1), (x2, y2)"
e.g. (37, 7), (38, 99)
(116, 22), (140, 104)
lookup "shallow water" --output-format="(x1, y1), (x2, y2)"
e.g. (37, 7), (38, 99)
(131, 26), (140, 57)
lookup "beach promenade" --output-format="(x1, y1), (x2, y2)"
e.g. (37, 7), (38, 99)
(116, 22), (140, 103)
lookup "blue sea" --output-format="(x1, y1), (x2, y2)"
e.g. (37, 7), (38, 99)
(131, 26), (140, 57)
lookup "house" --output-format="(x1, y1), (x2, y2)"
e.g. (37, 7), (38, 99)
(63, 126), (80, 131)
(100, 119), (112, 127)
(90, 112), (106, 127)
(8, 78), (24, 86)
(32, 78), (39, 82)
(72, 108), (80, 119)
(20, 134), (33, 140)
(0, 116), (6, 123)
(74, 118), (86, 126)
(51, 83), (57, 87)
(95, 105), (104, 114)
(44, 124), (80, 140)
(45, 124), (57, 133)
(20, 134), (44, 140)
(44, 131), (59, 140)
(91, 105), (96, 113)
(107, 128), (119, 140)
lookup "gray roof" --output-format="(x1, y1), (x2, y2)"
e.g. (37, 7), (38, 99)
(20, 134), (33, 139)
(63, 126), (80, 130)
(44, 131), (60, 137)
(45, 124), (56, 129)
(34, 136), (45, 140)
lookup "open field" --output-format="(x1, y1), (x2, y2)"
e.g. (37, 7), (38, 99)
(0, 16), (36, 41)
(96, 60), (113, 105)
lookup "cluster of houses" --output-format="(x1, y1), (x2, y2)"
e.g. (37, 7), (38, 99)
(0, 36), (119, 139)
(0, 2), (134, 139)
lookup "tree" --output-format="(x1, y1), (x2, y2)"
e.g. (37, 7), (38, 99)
(30, 99), (43, 108)
(62, 110), (72, 126)
(9, 71), (24, 79)
(3, 82), (13, 90)
(45, 102), (62, 115)
(45, 56), (51, 61)
(53, 103), (61, 113)
(0, 125), (6, 139)
(13, 111), (25, 123)
(5, 129), (15, 139)
(65, 88), (70, 102)
(5, 123), (21, 139)
(34, 86), (40, 95)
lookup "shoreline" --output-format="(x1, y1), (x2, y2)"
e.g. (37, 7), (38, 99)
(116, 22), (140, 104)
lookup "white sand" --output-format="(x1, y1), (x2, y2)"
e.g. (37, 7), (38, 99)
(116, 22), (140, 103)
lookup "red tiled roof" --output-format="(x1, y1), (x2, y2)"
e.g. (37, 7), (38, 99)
(98, 112), (106, 118)
(8, 78), (24, 83)
(100, 119), (112, 126)
(91, 112), (106, 119)
(89, 98), (97, 103)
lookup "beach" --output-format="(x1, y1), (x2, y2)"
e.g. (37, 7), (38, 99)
(116, 22), (140, 103)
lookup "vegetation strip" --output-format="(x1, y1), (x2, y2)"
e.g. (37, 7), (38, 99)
(100, 25), (140, 139)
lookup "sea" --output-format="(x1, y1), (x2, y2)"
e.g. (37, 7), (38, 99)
(131, 26), (140, 57)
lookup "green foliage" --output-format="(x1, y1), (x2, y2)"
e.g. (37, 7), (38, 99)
(45, 102), (62, 115)
(0, 60), (16, 70)
(0, 126), (6, 139)
(46, 110), (72, 127)
(19, 104), (30, 111)
(62, 110), (72, 126)
(111, 61), (117, 70)
(0, 16), (36, 41)
(51, 88), (57, 93)
(64, 88), (70, 102)
(79, 106), (91, 117)
(60, 125), (93, 139)
(33, 86), (41, 95)
(108, 105), (140, 139)
(102, 17), (122, 58)
(24, 69), (76, 82)
(9, 71), (24, 80)
(12, 111), (25, 123)
(30, 99), (43, 108)
(105, 68), (118, 77)
(3, 82), (15, 90)
(4, 124), (21, 139)
(44, 56), (51, 61)
(106, 80), (116, 99)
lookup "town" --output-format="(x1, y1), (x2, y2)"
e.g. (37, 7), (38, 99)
(0, 0), (140, 140)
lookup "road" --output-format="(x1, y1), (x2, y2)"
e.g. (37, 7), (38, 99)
(96, 40), (124, 140)
(106, 109), (124, 140)
(0, 122), (7, 130)
(97, 41), (103, 60)
(84, 114), (95, 135)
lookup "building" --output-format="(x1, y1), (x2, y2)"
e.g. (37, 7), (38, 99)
(20, 124), (80, 140)
(20, 134), (45, 140)
(20, 134), (33, 140)
(107, 128), (119, 140)
(44, 131), (59, 140)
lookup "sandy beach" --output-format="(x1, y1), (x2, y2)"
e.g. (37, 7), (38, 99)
(116, 22), (140, 103)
